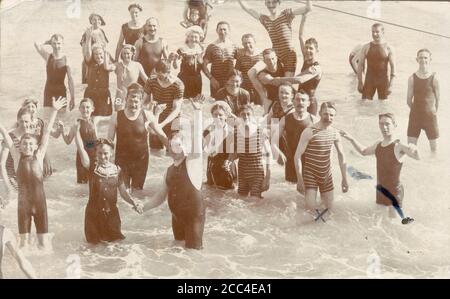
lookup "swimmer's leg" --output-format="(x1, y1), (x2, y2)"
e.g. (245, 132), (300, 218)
(429, 139), (437, 153)
(19, 234), (31, 248)
(171, 215), (185, 242)
(320, 190), (334, 211)
(130, 154), (149, 191)
(184, 214), (205, 250)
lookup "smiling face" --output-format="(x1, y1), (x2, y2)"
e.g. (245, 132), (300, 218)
(145, 18), (158, 36)
(378, 116), (396, 138)
(239, 108), (254, 125)
(169, 133), (187, 161)
(79, 101), (94, 119)
(226, 75), (242, 94)
(278, 85), (294, 110)
(93, 47), (105, 64)
(96, 144), (113, 165)
(216, 23), (230, 40)
(263, 51), (278, 71)
(23, 102), (38, 117)
(319, 107), (336, 126)
(242, 36), (255, 52)
(265, 0), (280, 13)
(417, 51), (431, 69)
(126, 93), (143, 113)
(304, 41), (318, 62)
(190, 9), (200, 23)
(156, 69), (171, 84)
(121, 47), (133, 62)
(129, 7), (140, 22)
(20, 136), (38, 156)
(212, 107), (227, 127)
(372, 25), (384, 43)
(187, 32), (201, 45)
(51, 37), (63, 53)
(17, 113), (34, 133)
(91, 15), (102, 29)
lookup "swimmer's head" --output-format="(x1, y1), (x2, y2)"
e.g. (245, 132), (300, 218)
(49, 34), (64, 52)
(128, 3), (143, 21)
(168, 132), (188, 161)
(371, 23), (384, 42)
(241, 34), (256, 52)
(120, 44), (136, 61)
(304, 38), (319, 60)
(19, 133), (39, 156)
(189, 8), (200, 23)
(126, 83), (145, 112)
(79, 98), (95, 119)
(185, 26), (204, 45)
(225, 69), (242, 94)
(278, 82), (295, 110)
(293, 90), (311, 113)
(89, 13), (105, 28)
(416, 48), (432, 67)
(265, 0), (281, 12)
(319, 101), (336, 126)
(22, 98), (39, 117)
(16, 107), (34, 132)
(238, 104), (255, 125)
(95, 138), (115, 165)
(378, 113), (396, 137)
(216, 21), (231, 40)
(155, 60), (172, 83)
(92, 44), (105, 64)
(262, 48), (278, 71)
(211, 101), (231, 126)
(144, 17), (159, 36)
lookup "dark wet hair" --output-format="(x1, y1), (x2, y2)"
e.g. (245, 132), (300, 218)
(226, 69), (242, 81)
(378, 112), (396, 125)
(417, 48), (432, 57)
(262, 48), (276, 57)
(319, 101), (336, 113)
(20, 133), (38, 144)
(128, 3), (143, 12)
(279, 82), (295, 95)
(241, 33), (256, 43)
(22, 98), (38, 108)
(95, 138), (115, 150)
(155, 60), (171, 74)
(127, 83), (145, 98)
(305, 38), (319, 51)
(79, 98), (95, 108)
(16, 107), (32, 121)
(216, 21), (231, 31)
(372, 23), (384, 31)
(295, 89), (310, 100)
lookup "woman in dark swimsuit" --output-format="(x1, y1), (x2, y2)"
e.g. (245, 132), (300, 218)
(115, 3), (144, 61)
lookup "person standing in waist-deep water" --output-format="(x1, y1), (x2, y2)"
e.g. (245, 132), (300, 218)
(294, 102), (348, 222)
(108, 83), (167, 192)
(238, 0), (312, 77)
(144, 60), (185, 151)
(248, 48), (285, 112)
(203, 21), (238, 98)
(203, 101), (236, 190)
(80, 13), (109, 84)
(75, 134), (144, 245)
(215, 69), (251, 117)
(357, 23), (396, 101)
(82, 39), (115, 118)
(0, 225), (37, 278)
(58, 98), (99, 184)
(407, 49), (440, 153)
(271, 89), (318, 183)
(115, 3), (144, 61)
(144, 96), (206, 250)
(235, 34), (263, 105)
(228, 105), (272, 199)
(134, 17), (169, 85)
(34, 34), (75, 113)
(340, 113), (419, 222)
(105, 45), (148, 111)
(0, 97), (66, 250)
(172, 26), (205, 100)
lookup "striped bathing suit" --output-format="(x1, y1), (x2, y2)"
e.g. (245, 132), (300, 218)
(303, 127), (337, 193)
(204, 43), (237, 97)
(234, 126), (265, 197)
(259, 9), (297, 73)
(235, 49), (263, 103)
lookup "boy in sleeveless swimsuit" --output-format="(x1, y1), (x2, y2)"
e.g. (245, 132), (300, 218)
(144, 95), (206, 249)
(295, 102), (348, 222)
(357, 23), (396, 101)
(407, 49), (440, 153)
(0, 97), (66, 250)
(0, 225), (37, 278)
(340, 113), (419, 223)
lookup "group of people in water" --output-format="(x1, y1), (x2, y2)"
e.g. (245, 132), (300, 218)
(0, 0), (441, 278)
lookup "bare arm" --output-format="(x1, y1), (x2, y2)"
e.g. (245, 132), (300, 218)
(406, 75), (414, 109)
(161, 39), (169, 60)
(340, 130), (378, 156)
(143, 175), (168, 212)
(104, 51), (117, 72)
(397, 142), (420, 160)
(334, 133), (348, 191)
(118, 178), (140, 211)
(115, 29), (125, 61)
(258, 72), (285, 86)
(293, 0), (312, 16)
(270, 117), (286, 165)
(388, 45), (396, 90)
(237, 0), (260, 20)
(4, 229), (37, 278)
(34, 41), (50, 61)
(294, 127), (313, 184)
(0, 125), (19, 161)
(107, 113), (118, 141)
(61, 123), (77, 145)
(37, 98), (66, 158)
(248, 64), (268, 100)
(299, 14), (307, 55)
(138, 62), (149, 82)
(357, 44), (369, 85)
(133, 39), (141, 62)
(74, 123), (90, 169)
(202, 56), (213, 80)
(0, 147), (14, 193)
(160, 99), (182, 128)
(66, 65), (75, 110)
(433, 74), (440, 111)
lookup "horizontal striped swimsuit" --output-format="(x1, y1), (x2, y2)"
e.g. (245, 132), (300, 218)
(204, 43), (237, 96)
(259, 9), (297, 73)
(234, 126), (265, 197)
(303, 127), (337, 193)
(144, 78), (185, 122)
(235, 49), (263, 91)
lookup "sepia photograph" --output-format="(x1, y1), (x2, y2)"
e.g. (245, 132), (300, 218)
(0, 0), (449, 281)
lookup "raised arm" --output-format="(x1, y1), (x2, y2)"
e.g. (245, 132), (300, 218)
(334, 132), (349, 193)
(34, 40), (50, 61)
(38, 97), (67, 158)
(104, 52), (117, 72)
(238, 0), (260, 20)
(299, 14), (307, 55)
(406, 75), (414, 109)
(4, 228), (37, 278)
(339, 130), (378, 156)
(115, 29), (125, 61)
(293, 0), (312, 16)
(0, 125), (19, 162)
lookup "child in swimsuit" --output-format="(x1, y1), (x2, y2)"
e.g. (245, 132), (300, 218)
(75, 133), (143, 245)
(58, 98), (99, 184)
(0, 97), (66, 250)
(144, 95), (206, 249)
(181, 0), (212, 39)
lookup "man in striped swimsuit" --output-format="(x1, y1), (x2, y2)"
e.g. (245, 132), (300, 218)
(294, 102), (348, 221)
(238, 0), (312, 76)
